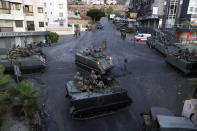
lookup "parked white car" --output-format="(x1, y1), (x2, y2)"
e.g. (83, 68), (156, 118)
(135, 34), (152, 41)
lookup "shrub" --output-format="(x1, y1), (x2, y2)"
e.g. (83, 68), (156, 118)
(46, 32), (59, 44)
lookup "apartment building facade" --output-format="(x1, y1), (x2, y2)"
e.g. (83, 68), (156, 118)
(128, 0), (165, 28)
(0, 0), (48, 48)
(0, 0), (46, 32)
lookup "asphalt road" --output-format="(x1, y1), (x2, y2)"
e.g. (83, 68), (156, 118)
(25, 18), (194, 131)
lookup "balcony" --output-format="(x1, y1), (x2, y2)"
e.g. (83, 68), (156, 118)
(10, 0), (22, 3)
(26, 12), (34, 16)
(0, 9), (10, 14)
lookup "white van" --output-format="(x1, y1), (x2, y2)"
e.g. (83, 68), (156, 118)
(135, 33), (152, 41)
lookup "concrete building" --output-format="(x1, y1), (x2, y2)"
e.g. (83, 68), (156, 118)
(175, 0), (197, 43)
(0, 0), (48, 48)
(128, 0), (165, 28)
(45, 0), (68, 27)
(91, 0), (104, 5)
(163, 0), (180, 29)
(0, 0), (46, 32)
(45, 0), (70, 34)
(106, 0), (117, 5)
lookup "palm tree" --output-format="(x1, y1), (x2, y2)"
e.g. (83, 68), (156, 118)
(7, 82), (39, 117)
(0, 65), (12, 91)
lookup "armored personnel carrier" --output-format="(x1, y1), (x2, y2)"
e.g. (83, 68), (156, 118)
(0, 47), (46, 72)
(66, 71), (132, 120)
(141, 107), (197, 131)
(75, 48), (113, 74)
(165, 46), (197, 75)
(154, 30), (180, 57)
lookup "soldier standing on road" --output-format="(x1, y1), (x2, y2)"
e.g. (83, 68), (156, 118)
(48, 39), (51, 46)
(134, 36), (136, 46)
(124, 32), (127, 40)
(120, 31), (123, 39)
(78, 29), (80, 36)
(102, 40), (107, 49)
(124, 57), (128, 71)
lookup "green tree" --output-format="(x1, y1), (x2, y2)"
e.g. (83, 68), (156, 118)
(87, 9), (105, 22)
(105, 7), (114, 16)
(46, 32), (59, 43)
(100, 6), (106, 15)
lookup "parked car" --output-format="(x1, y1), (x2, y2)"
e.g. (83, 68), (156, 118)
(97, 23), (104, 30)
(135, 33), (152, 41)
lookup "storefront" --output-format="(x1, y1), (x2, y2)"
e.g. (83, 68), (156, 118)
(176, 28), (197, 44)
(0, 31), (49, 48)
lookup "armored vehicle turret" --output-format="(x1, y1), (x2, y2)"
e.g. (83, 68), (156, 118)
(66, 71), (132, 120)
(75, 48), (113, 74)
(0, 47), (46, 72)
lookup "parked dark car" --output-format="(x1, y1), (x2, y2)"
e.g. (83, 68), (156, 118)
(97, 23), (104, 30)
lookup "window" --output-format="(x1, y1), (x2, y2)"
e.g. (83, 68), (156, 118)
(60, 22), (64, 26)
(0, 27), (13, 32)
(15, 21), (23, 27)
(59, 12), (63, 17)
(195, 8), (197, 13)
(0, 1), (10, 9)
(27, 21), (35, 31)
(38, 7), (43, 13)
(59, 4), (63, 9)
(24, 5), (33, 13)
(190, 7), (193, 12)
(12, 3), (21, 10)
(39, 22), (44, 27)
(46, 22), (48, 26)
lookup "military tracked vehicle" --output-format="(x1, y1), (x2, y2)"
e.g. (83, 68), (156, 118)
(66, 71), (132, 120)
(165, 47), (197, 75)
(75, 48), (113, 74)
(141, 107), (197, 131)
(0, 47), (46, 72)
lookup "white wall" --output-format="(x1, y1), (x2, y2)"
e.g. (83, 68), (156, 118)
(45, 0), (68, 27)
(23, 0), (46, 32)
(187, 0), (197, 15)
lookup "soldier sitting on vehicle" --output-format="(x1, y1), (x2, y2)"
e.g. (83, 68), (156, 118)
(97, 81), (105, 89)
(74, 72), (81, 83)
(91, 47), (95, 53)
(77, 77), (84, 90)
(84, 49), (90, 56)
(98, 48), (102, 52)
(90, 70), (97, 80)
